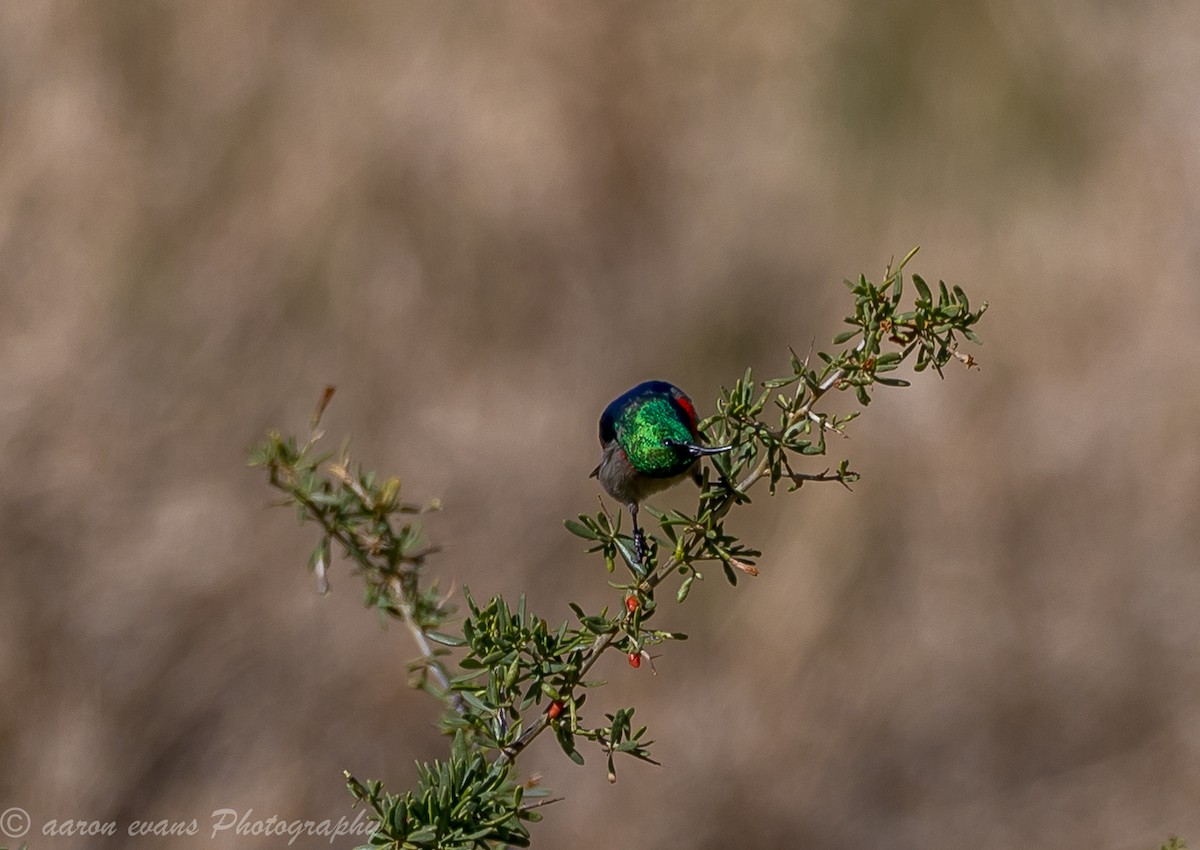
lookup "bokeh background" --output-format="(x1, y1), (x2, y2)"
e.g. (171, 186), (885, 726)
(3, 2), (1199, 848)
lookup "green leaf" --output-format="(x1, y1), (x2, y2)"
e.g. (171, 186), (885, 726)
(564, 518), (597, 540)
(426, 632), (467, 647)
(912, 274), (931, 303)
(676, 573), (696, 603)
(460, 691), (491, 714)
(613, 536), (644, 577)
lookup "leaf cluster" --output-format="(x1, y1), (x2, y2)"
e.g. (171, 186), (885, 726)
(249, 419), (457, 696)
(345, 733), (544, 849)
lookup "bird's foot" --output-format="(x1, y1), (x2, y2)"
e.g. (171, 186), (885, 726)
(633, 528), (648, 566)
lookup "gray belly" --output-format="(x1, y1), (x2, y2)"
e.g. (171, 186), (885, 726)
(597, 443), (695, 506)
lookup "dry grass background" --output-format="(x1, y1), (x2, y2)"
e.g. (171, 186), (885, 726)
(2, 2), (1199, 848)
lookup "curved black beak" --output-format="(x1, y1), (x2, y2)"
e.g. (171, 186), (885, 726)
(665, 439), (733, 458)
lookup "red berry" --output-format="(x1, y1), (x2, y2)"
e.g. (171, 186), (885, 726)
(547, 700), (564, 720)
(626, 596), (639, 613)
(627, 652), (641, 669)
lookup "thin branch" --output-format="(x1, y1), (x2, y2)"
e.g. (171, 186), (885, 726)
(389, 576), (463, 712)
(521, 796), (565, 811)
(778, 452), (855, 491)
(272, 461), (464, 714)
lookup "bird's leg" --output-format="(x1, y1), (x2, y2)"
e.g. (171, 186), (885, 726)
(630, 502), (647, 566)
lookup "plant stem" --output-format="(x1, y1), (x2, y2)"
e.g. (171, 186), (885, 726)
(273, 465), (462, 712)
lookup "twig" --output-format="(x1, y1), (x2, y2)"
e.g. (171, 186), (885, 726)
(389, 577), (463, 712)
(521, 796), (565, 811)
(273, 463), (465, 714)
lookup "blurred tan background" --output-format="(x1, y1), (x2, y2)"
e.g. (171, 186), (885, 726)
(2, 2), (1199, 848)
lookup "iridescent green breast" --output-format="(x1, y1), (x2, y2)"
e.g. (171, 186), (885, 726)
(616, 396), (694, 478)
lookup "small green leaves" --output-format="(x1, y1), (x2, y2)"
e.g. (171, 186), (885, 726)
(444, 595), (612, 752)
(567, 510), (648, 577)
(345, 735), (538, 849)
(563, 518), (597, 540)
(250, 425), (450, 628)
(554, 721), (585, 765)
(700, 248), (983, 503)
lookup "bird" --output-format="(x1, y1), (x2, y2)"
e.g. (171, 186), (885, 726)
(592, 380), (731, 565)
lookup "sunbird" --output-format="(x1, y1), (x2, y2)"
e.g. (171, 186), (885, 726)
(592, 380), (731, 564)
